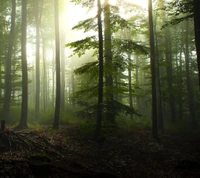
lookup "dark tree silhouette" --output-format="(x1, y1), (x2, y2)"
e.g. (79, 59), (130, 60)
(18, 0), (28, 129)
(53, 0), (61, 129)
(95, 0), (104, 138)
(193, 0), (200, 89)
(148, 0), (158, 139)
(104, 0), (114, 123)
(3, 0), (16, 121)
(34, 0), (41, 121)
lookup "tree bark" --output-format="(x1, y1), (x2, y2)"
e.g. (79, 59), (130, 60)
(53, 0), (61, 129)
(34, 0), (41, 121)
(104, 0), (114, 123)
(184, 20), (196, 128)
(193, 0), (200, 89)
(18, 0), (28, 129)
(148, 0), (158, 139)
(164, 28), (176, 122)
(3, 0), (16, 121)
(60, 1), (66, 111)
(128, 54), (133, 120)
(95, 0), (104, 138)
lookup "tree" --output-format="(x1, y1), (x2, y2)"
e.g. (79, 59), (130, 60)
(60, 0), (66, 111)
(2, 0), (16, 121)
(193, 0), (200, 89)
(104, 0), (114, 123)
(53, 0), (61, 129)
(148, 0), (158, 139)
(164, 27), (176, 122)
(95, 0), (104, 138)
(164, 0), (200, 88)
(67, 0), (143, 126)
(18, 0), (28, 129)
(184, 20), (196, 127)
(34, 0), (42, 121)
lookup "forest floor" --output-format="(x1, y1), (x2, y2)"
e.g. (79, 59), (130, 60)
(0, 124), (200, 178)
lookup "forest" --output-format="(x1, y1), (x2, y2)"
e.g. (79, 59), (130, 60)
(0, 0), (200, 177)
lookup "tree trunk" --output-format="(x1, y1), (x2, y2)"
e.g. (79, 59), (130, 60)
(177, 43), (183, 121)
(42, 40), (47, 111)
(18, 0), (28, 129)
(155, 29), (164, 133)
(71, 71), (75, 106)
(184, 20), (196, 128)
(135, 56), (140, 111)
(34, 0), (41, 121)
(60, 2), (66, 111)
(148, 0), (158, 139)
(128, 54), (133, 120)
(104, 0), (114, 123)
(193, 0), (200, 89)
(164, 27), (176, 122)
(53, 0), (61, 129)
(3, 0), (16, 121)
(95, 0), (104, 138)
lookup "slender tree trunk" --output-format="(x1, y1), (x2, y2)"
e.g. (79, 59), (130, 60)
(0, 65), (2, 100)
(71, 71), (75, 106)
(42, 41), (47, 111)
(18, 0), (28, 129)
(184, 20), (196, 128)
(148, 0), (158, 139)
(164, 28), (176, 122)
(155, 32), (164, 133)
(95, 0), (104, 138)
(53, 0), (61, 129)
(104, 0), (114, 123)
(60, 4), (66, 111)
(51, 47), (55, 108)
(135, 56), (140, 111)
(128, 54), (133, 120)
(34, 0), (40, 121)
(177, 43), (183, 121)
(154, 10), (164, 132)
(3, 0), (16, 121)
(60, 37), (65, 111)
(193, 0), (200, 89)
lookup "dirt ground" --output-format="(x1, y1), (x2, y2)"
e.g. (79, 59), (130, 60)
(0, 124), (200, 178)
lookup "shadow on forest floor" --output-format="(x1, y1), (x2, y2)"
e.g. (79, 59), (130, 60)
(0, 124), (200, 177)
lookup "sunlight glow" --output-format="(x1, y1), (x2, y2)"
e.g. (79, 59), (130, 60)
(110, 0), (148, 8)
(126, 0), (148, 8)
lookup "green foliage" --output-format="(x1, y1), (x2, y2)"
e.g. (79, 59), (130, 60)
(116, 115), (151, 131)
(164, 0), (193, 16)
(161, 0), (194, 28)
(74, 86), (98, 102)
(78, 121), (96, 137)
(66, 36), (98, 57)
(162, 14), (193, 29)
(28, 122), (44, 131)
(75, 99), (141, 121)
(6, 106), (21, 124)
(110, 14), (131, 32)
(66, 0), (149, 125)
(109, 100), (141, 117)
(72, 17), (98, 32)
(70, 0), (95, 8)
(113, 38), (149, 55)
(78, 120), (117, 137)
(74, 61), (98, 75)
